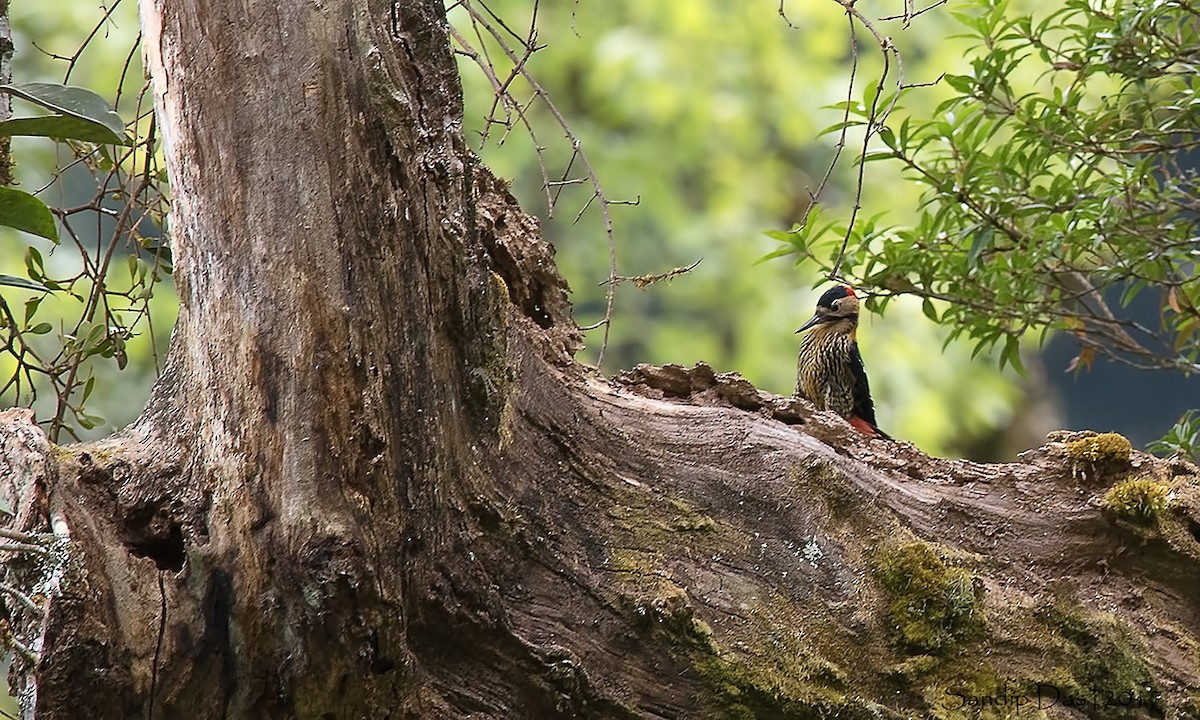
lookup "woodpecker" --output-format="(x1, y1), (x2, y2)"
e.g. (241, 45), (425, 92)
(795, 285), (890, 439)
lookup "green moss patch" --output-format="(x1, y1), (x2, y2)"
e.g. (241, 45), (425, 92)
(874, 542), (982, 654)
(467, 271), (516, 443)
(664, 497), (718, 533)
(1032, 598), (1161, 719)
(1065, 433), (1132, 465)
(885, 654), (939, 683)
(1102, 477), (1168, 524)
(919, 666), (1035, 720)
(693, 653), (887, 720)
(655, 588), (883, 719)
(788, 462), (864, 526)
(603, 495), (721, 563)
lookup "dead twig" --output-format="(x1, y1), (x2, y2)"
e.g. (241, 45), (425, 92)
(600, 258), (703, 289)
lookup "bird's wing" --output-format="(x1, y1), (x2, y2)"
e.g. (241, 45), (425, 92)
(848, 342), (880, 428)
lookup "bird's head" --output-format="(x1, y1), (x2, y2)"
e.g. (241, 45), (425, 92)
(796, 285), (860, 335)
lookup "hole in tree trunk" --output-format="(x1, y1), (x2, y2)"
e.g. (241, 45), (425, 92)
(122, 505), (186, 572)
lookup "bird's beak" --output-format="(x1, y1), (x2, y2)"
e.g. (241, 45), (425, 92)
(795, 313), (827, 334)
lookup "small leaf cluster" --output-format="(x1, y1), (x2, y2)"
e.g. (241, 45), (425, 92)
(1147, 410), (1200, 462)
(771, 0), (1200, 379)
(0, 82), (128, 252)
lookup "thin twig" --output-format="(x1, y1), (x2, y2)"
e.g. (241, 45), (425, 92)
(0, 529), (40, 543)
(600, 258), (703, 288)
(779, 0), (799, 29)
(0, 583), (42, 616)
(0, 542), (47, 555)
(826, 0), (907, 281)
(788, 8), (859, 250)
(879, 0), (948, 22)
(63, 0), (125, 84)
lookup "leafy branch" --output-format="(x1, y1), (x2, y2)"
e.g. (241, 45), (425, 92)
(770, 0), (1200, 381)
(0, 3), (169, 441)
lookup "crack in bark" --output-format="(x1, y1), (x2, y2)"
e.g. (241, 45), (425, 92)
(147, 572), (167, 720)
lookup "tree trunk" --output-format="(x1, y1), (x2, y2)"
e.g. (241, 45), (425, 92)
(2, 0), (1199, 718)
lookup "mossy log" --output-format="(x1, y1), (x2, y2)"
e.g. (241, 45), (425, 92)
(3, 350), (1199, 718)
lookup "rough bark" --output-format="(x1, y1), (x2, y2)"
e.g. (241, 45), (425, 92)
(0, 0), (1198, 718)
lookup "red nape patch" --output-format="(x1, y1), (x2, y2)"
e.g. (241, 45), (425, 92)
(843, 285), (857, 297)
(848, 415), (879, 437)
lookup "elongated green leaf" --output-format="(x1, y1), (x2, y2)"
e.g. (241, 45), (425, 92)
(0, 187), (58, 241)
(0, 115), (125, 145)
(77, 412), (105, 430)
(25, 246), (43, 280)
(23, 295), (41, 323)
(0, 274), (49, 291)
(943, 74), (974, 94)
(966, 227), (994, 269)
(922, 298), (938, 322)
(0, 83), (128, 145)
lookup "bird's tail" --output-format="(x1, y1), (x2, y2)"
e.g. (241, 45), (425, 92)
(849, 416), (892, 440)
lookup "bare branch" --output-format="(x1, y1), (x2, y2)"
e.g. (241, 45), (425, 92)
(600, 258), (703, 289)
(454, 0), (625, 369)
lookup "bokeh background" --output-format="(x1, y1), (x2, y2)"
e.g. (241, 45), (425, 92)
(1, 0), (1196, 465)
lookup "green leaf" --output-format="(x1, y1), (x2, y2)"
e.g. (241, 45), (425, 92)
(878, 125), (896, 149)
(817, 118), (867, 137)
(966, 226), (995, 268)
(922, 298), (939, 321)
(96, 145), (114, 171)
(862, 150), (897, 163)
(27, 321), (52, 334)
(84, 323), (105, 351)
(0, 188), (58, 241)
(23, 295), (41, 324)
(0, 83), (128, 145)
(25, 246), (44, 280)
(755, 245), (797, 264)
(0, 274), (49, 291)
(77, 412), (105, 430)
(944, 74), (975, 94)
(1000, 335), (1026, 375)
(0, 115), (127, 145)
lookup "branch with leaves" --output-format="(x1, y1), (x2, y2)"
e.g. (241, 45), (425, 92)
(770, 0), (1200, 387)
(0, 6), (169, 442)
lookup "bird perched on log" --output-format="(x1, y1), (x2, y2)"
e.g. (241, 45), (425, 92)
(795, 285), (890, 439)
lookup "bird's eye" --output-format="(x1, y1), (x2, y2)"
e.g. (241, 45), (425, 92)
(830, 299), (841, 310)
